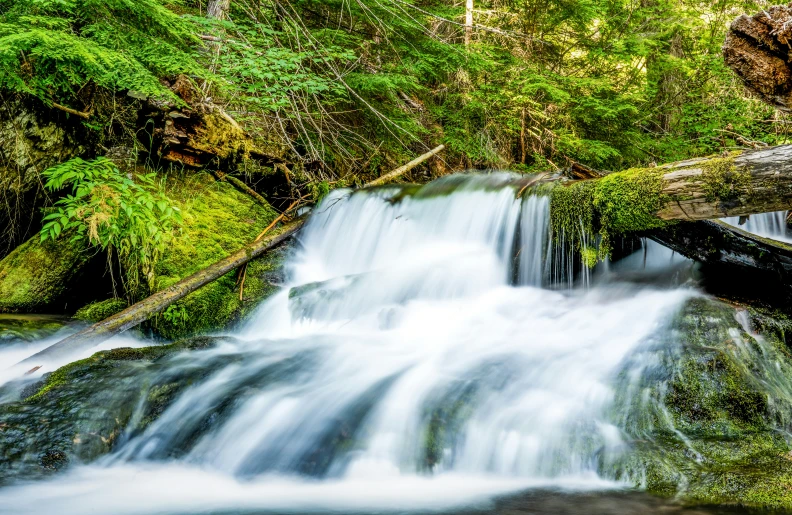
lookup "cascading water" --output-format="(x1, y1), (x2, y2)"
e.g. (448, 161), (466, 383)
(0, 174), (764, 515)
(722, 211), (792, 242)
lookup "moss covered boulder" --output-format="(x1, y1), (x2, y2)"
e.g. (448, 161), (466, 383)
(0, 237), (94, 313)
(147, 172), (287, 339)
(613, 297), (792, 509)
(0, 337), (224, 484)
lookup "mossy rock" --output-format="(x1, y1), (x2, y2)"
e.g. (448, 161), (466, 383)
(146, 172), (287, 339)
(0, 315), (69, 345)
(0, 336), (223, 484)
(613, 296), (792, 509)
(74, 298), (128, 323)
(0, 237), (92, 313)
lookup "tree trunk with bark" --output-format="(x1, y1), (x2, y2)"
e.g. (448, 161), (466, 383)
(594, 145), (792, 223)
(207, 0), (231, 20)
(724, 5), (792, 111)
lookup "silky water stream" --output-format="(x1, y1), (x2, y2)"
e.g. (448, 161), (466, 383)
(0, 174), (787, 515)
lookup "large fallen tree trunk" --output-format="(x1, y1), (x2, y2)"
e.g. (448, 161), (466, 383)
(23, 145), (445, 364)
(552, 145), (792, 233)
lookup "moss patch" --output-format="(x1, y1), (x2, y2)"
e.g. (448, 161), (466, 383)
(592, 166), (669, 234)
(549, 166), (670, 261)
(0, 336), (222, 483)
(24, 337), (217, 404)
(146, 172), (285, 339)
(613, 296), (792, 510)
(0, 237), (92, 313)
(74, 298), (128, 323)
(697, 153), (751, 203)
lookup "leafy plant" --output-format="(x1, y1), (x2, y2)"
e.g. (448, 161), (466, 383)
(40, 157), (182, 298)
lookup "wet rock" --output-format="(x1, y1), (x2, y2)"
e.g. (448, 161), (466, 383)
(0, 96), (86, 258)
(0, 336), (223, 484)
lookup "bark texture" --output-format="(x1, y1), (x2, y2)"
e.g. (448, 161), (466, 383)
(723, 5), (792, 111)
(651, 145), (792, 221)
(138, 76), (261, 168)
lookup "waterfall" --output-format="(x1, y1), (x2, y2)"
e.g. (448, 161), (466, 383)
(722, 211), (792, 242)
(0, 174), (698, 515)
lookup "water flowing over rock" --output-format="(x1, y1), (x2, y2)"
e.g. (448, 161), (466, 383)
(1, 174), (792, 513)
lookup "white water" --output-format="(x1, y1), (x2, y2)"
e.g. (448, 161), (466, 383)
(723, 211), (792, 243)
(0, 175), (695, 514)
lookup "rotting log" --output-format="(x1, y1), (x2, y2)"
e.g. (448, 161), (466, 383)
(22, 145), (446, 364)
(137, 75), (283, 169)
(21, 221), (302, 365)
(724, 5), (792, 111)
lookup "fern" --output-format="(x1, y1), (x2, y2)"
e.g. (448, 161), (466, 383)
(40, 157), (182, 299)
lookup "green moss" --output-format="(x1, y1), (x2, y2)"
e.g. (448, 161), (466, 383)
(74, 298), (128, 323)
(697, 153), (750, 203)
(549, 180), (596, 242)
(0, 237), (91, 313)
(549, 166), (670, 262)
(592, 166), (670, 234)
(24, 336), (217, 403)
(146, 172), (285, 339)
(580, 246), (599, 268)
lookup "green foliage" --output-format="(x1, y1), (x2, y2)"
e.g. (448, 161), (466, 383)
(0, 0), (202, 106)
(39, 157), (182, 297)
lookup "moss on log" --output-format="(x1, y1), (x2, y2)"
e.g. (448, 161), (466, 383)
(550, 145), (792, 242)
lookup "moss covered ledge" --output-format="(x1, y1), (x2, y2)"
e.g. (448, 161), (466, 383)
(0, 237), (94, 313)
(145, 172), (286, 340)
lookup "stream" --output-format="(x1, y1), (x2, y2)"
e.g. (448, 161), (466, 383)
(0, 174), (789, 514)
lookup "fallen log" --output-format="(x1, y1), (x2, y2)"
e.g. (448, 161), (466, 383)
(366, 144), (445, 187)
(23, 146), (445, 364)
(552, 145), (792, 235)
(643, 146), (792, 221)
(21, 221), (302, 365)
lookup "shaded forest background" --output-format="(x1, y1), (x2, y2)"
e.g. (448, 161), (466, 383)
(2, 0), (782, 174)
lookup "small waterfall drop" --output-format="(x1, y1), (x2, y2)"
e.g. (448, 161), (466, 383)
(722, 211), (791, 242)
(0, 174), (701, 515)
